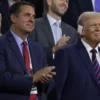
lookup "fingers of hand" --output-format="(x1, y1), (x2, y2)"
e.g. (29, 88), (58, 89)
(36, 66), (56, 83)
(58, 36), (70, 47)
(40, 74), (52, 84)
(49, 71), (56, 76)
(62, 36), (70, 43)
(49, 66), (55, 71)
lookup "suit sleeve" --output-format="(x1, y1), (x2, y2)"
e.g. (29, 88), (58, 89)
(0, 45), (33, 94)
(54, 49), (69, 100)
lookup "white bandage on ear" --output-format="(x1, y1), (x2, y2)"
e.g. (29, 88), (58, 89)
(77, 25), (83, 35)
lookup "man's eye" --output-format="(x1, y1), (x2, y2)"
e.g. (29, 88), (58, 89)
(90, 24), (96, 27)
(25, 14), (30, 17)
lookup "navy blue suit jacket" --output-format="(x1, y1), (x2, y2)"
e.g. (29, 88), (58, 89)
(0, 31), (47, 100)
(54, 39), (100, 100)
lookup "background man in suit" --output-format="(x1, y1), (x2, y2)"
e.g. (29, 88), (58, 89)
(62, 0), (100, 29)
(0, 0), (22, 34)
(0, 1), (56, 100)
(29, 0), (77, 66)
(54, 12), (100, 100)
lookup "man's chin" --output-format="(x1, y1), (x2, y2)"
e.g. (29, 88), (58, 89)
(58, 11), (66, 17)
(26, 29), (33, 33)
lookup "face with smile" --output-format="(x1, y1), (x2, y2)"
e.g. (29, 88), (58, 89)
(48, 0), (68, 17)
(10, 5), (35, 37)
(83, 16), (100, 47)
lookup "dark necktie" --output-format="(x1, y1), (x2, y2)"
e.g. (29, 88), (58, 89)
(91, 49), (100, 85)
(95, 0), (100, 12)
(23, 41), (36, 100)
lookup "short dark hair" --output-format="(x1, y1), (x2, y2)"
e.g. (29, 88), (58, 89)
(9, 1), (35, 26)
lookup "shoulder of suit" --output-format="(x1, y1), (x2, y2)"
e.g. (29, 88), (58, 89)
(28, 37), (43, 48)
(0, 33), (8, 47)
(62, 21), (76, 30)
(35, 17), (44, 23)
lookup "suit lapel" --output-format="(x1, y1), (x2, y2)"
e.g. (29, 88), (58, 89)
(28, 38), (38, 73)
(7, 32), (27, 74)
(76, 40), (100, 89)
(42, 16), (55, 46)
(61, 22), (66, 36)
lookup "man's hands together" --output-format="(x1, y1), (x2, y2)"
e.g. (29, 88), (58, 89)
(33, 66), (56, 84)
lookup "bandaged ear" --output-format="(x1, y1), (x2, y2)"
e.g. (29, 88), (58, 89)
(77, 25), (83, 35)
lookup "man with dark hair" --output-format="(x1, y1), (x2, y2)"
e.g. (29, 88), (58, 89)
(0, 1), (56, 100)
(0, 0), (22, 34)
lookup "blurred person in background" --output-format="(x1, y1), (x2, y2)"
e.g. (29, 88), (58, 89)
(62, 0), (100, 29)
(29, 0), (77, 66)
(0, 0), (22, 34)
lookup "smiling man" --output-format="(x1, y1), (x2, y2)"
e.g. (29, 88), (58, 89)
(29, 0), (77, 66)
(0, 1), (56, 100)
(54, 12), (100, 100)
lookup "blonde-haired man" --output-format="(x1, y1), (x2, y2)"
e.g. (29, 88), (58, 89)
(54, 12), (100, 100)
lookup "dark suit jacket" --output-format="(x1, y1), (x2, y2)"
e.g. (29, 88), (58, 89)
(26, 0), (43, 18)
(54, 39), (100, 100)
(29, 15), (77, 66)
(0, 0), (9, 34)
(62, 0), (93, 29)
(0, 31), (48, 100)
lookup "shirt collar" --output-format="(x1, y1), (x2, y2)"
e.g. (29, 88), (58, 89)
(47, 14), (61, 26)
(10, 29), (28, 45)
(81, 39), (99, 53)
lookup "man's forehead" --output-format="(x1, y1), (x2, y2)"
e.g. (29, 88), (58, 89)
(20, 5), (35, 11)
(20, 5), (35, 12)
(85, 16), (100, 23)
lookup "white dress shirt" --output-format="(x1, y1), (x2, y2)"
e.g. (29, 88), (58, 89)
(47, 14), (62, 44)
(81, 39), (100, 65)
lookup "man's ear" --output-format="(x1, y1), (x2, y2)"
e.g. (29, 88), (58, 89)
(77, 25), (83, 35)
(81, 28), (85, 36)
(10, 14), (17, 24)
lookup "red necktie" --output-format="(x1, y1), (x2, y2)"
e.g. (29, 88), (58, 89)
(23, 41), (37, 100)
(23, 41), (31, 72)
